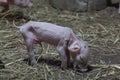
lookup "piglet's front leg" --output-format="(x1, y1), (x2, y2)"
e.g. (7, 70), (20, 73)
(56, 48), (67, 69)
(56, 40), (69, 69)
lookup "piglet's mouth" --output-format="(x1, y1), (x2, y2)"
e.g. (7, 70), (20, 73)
(75, 67), (88, 72)
(74, 65), (91, 72)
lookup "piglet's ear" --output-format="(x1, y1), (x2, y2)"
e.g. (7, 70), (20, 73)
(68, 45), (80, 53)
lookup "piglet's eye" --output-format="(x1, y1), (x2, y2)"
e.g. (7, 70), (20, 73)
(79, 56), (87, 65)
(79, 56), (84, 61)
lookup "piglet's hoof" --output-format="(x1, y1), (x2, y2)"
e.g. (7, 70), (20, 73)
(32, 64), (38, 68)
(31, 62), (38, 68)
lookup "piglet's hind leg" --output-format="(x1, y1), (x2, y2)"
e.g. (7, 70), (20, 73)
(25, 38), (37, 67)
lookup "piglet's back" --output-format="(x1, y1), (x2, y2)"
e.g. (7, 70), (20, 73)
(31, 21), (65, 33)
(23, 21), (68, 45)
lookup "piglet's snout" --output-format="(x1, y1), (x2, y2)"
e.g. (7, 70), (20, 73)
(22, 2), (33, 7)
(78, 65), (88, 72)
(26, 1), (32, 7)
(74, 64), (88, 72)
(28, 3), (32, 7)
(74, 55), (89, 72)
(80, 68), (88, 72)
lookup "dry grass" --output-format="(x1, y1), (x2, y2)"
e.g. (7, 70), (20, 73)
(0, 0), (120, 80)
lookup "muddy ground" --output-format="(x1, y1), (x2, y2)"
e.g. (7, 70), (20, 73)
(0, 0), (120, 80)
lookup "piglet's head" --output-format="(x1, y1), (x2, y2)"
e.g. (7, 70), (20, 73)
(68, 40), (89, 72)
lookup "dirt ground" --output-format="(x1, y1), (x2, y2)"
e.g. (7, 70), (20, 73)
(0, 0), (120, 80)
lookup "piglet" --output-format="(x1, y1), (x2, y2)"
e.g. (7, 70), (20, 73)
(0, 0), (32, 12)
(13, 21), (90, 72)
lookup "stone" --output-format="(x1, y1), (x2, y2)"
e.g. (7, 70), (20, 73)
(49, 0), (107, 12)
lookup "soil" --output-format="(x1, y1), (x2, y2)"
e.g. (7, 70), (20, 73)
(0, 0), (120, 80)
